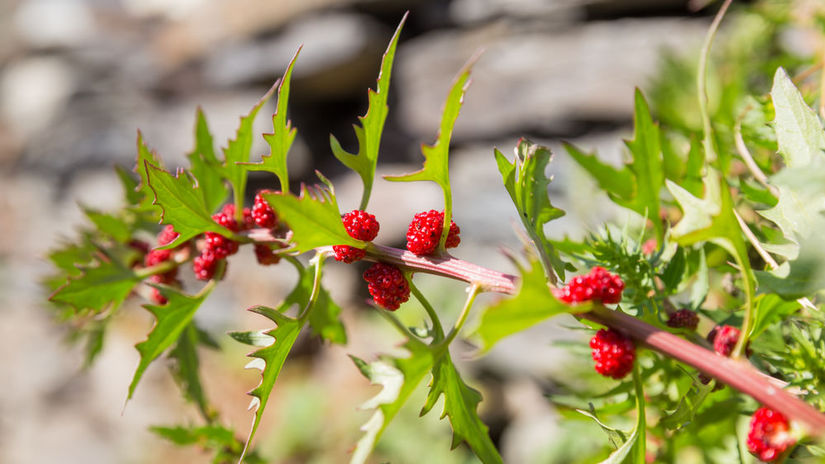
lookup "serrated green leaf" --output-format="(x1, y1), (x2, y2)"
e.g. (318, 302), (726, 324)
(597, 365), (645, 464)
(169, 322), (212, 421)
(282, 257), (347, 344)
(221, 82), (277, 217)
(83, 208), (131, 243)
(350, 339), (434, 464)
(246, 48), (300, 191)
(229, 330), (275, 347)
(563, 143), (634, 202)
(262, 184), (362, 254)
(495, 139), (568, 280)
(771, 67), (825, 169)
(660, 379), (712, 431)
(385, 53), (478, 251)
(187, 108), (228, 213)
(128, 284), (214, 400)
(420, 354), (502, 464)
(755, 251), (825, 299)
(135, 131), (163, 211)
(240, 305), (303, 457)
(474, 257), (588, 352)
(151, 424), (266, 464)
(115, 165), (142, 206)
(145, 161), (235, 248)
(48, 239), (95, 275)
(331, 14), (406, 210)
(738, 178), (777, 206)
(750, 294), (800, 339)
(49, 257), (141, 314)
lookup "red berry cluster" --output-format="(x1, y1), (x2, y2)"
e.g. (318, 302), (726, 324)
(144, 225), (183, 304)
(666, 309), (699, 331)
(333, 210), (380, 263)
(747, 407), (795, 462)
(590, 328), (635, 379)
(405, 210), (460, 256)
(708, 325), (742, 357)
(555, 266), (624, 304)
(363, 263), (410, 311)
(252, 191), (278, 229)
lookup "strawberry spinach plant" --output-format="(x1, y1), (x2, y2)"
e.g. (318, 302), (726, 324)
(47, 3), (825, 463)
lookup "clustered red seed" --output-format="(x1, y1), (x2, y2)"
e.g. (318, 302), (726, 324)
(252, 191), (278, 229)
(143, 225), (183, 304)
(363, 263), (410, 310)
(747, 407), (796, 462)
(405, 210), (460, 256)
(555, 266), (624, 304)
(333, 210), (380, 263)
(157, 224), (180, 247)
(709, 325), (741, 357)
(193, 250), (219, 280)
(254, 244), (281, 266)
(666, 309), (699, 331)
(590, 328), (636, 379)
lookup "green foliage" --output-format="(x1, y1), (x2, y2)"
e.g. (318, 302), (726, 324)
(49, 254), (141, 315)
(128, 283), (214, 401)
(245, 48), (300, 192)
(495, 139), (569, 280)
(331, 14), (406, 210)
(151, 424), (266, 464)
(187, 109), (229, 213)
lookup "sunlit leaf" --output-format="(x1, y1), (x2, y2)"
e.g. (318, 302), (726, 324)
(49, 256), (141, 314)
(187, 108), (228, 213)
(771, 67), (825, 169)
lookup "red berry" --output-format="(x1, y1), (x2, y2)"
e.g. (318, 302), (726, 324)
(555, 267), (624, 304)
(709, 325), (741, 357)
(193, 250), (220, 281)
(334, 210), (380, 263)
(213, 204), (240, 232)
(148, 274), (171, 304)
(157, 225), (180, 246)
(667, 309), (699, 331)
(405, 210), (460, 256)
(252, 191), (278, 229)
(241, 207), (255, 230)
(204, 232), (239, 259)
(747, 407), (795, 462)
(363, 263), (410, 311)
(254, 244), (281, 265)
(144, 248), (171, 267)
(590, 328), (636, 379)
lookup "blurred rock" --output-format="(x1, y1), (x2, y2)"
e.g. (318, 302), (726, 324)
(1, 56), (76, 139)
(396, 18), (706, 140)
(13, 0), (96, 49)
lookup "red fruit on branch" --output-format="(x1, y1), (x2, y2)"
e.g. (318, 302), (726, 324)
(590, 328), (636, 379)
(334, 210), (380, 263)
(363, 262), (410, 310)
(667, 309), (699, 331)
(252, 191), (278, 229)
(709, 325), (742, 357)
(405, 210), (460, 256)
(254, 244), (281, 266)
(193, 250), (220, 281)
(747, 407), (795, 462)
(555, 266), (624, 304)
(157, 224), (180, 246)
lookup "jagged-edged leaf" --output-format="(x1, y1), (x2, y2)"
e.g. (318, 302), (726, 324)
(755, 249), (825, 300)
(144, 162), (235, 248)
(420, 354), (502, 464)
(495, 139), (568, 279)
(221, 82), (277, 216)
(169, 322), (213, 421)
(566, 90), (665, 242)
(597, 367), (646, 464)
(474, 257), (588, 352)
(187, 108), (228, 213)
(115, 165), (142, 206)
(771, 67), (825, 169)
(128, 284), (214, 400)
(239, 305), (304, 457)
(246, 48), (300, 191)
(135, 131), (163, 211)
(48, 239), (95, 276)
(49, 256), (141, 314)
(331, 14), (406, 210)
(83, 207), (131, 243)
(151, 424), (266, 464)
(282, 257), (347, 344)
(750, 294), (800, 339)
(385, 53), (478, 250)
(262, 184), (362, 254)
(350, 338), (434, 464)
(660, 379), (712, 430)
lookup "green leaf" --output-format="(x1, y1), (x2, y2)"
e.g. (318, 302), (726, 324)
(349, 339), (434, 464)
(151, 424), (266, 464)
(128, 284), (214, 400)
(755, 254), (825, 300)
(83, 208), (131, 243)
(261, 183), (362, 254)
(49, 256), (141, 314)
(221, 82), (277, 217)
(331, 14), (406, 210)
(771, 67), (825, 169)
(187, 108), (228, 213)
(135, 131), (163, 211)
(144, 162), (235, 248)
(565, 90), (665, 242)
(495, 139), (568, 279)
(474, 256), (588, 352)
(169, 322), (213, 421)
(420, 354), (502, 464)
(246, 48), (301, 192)
(385, 53), (478, 251)
(758, 166), (825, 245)
(597, 365), (646, 464)
(749, 294), (800, 339)
(660, 379), (712, 430)
(282, 257), (347, 344)
(238, 305), (303, 457)
(115, 165), (142, 206)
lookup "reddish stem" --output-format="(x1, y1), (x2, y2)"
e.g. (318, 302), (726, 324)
(246, 228), (825, 436)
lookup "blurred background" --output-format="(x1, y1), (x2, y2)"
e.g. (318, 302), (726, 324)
(1, 0), (821, 463)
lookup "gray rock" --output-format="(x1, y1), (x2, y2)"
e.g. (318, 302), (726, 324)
(396, 18), (707, 140)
